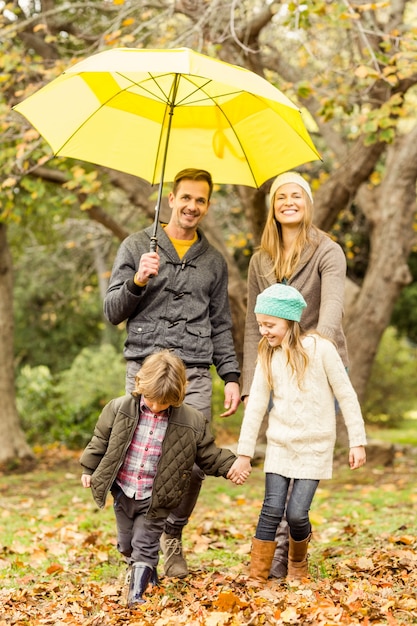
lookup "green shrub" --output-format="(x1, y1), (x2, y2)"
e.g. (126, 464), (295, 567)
(363, 326), (417, 426)
(16, 364), (58, 443)
(210, 366), (244, 440)
(17, 344), (126, 448)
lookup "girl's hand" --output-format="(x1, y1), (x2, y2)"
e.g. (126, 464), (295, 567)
(227, 455), (252, 484)
(349, 446), (366, 470)
(81, 474), (92, 488)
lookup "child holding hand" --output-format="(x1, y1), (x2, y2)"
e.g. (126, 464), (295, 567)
(233, 284), (366, 583)
(81, 349), (248, 607)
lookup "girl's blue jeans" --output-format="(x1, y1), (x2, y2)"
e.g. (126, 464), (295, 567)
(255, 473), (319, 542)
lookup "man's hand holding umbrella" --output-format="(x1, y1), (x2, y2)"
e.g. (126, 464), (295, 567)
(133, 251), (160, 286)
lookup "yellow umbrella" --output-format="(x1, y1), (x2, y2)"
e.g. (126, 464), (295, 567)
(14, 47), (320, 249)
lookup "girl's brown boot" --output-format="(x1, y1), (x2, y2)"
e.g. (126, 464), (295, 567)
(248, 537), (277, 582)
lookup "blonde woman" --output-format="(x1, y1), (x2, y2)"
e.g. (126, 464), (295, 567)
(235, 284), (366, 582)
(241, 171), (349, 577)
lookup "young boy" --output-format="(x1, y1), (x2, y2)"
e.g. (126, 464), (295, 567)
(80, 349), (247, 607)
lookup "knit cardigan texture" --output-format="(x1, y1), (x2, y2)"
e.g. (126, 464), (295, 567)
(237, 335), (366, 480)
(241, 228), (348, 397)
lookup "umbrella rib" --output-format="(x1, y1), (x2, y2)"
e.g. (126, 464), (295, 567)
(213, 101), (258, 187)
(135, 72), (262, 186)
(138, 72), (261, 186)
(49, 73), (176, 156)
(188, 80), (260, 187)
(118, 71), (178, 106)
(174, 75), (244, 106)
(116, 71), (246, 106)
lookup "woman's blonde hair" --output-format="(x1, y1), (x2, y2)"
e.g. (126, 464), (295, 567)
(257, 320), (309, 389)
(261, 188), (317, 282)
(133, 350), (187, 407)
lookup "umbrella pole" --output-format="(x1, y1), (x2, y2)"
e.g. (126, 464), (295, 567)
(150, 179), (165, 253)
(150, 77), (180, 253)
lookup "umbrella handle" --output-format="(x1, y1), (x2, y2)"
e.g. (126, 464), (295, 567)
(150, 236), (158, 253)
(148, 235), (158, 278)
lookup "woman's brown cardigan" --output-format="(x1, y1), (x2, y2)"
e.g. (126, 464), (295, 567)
(241, 228), (349, 397)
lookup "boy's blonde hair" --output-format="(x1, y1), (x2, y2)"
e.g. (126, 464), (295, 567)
(133, 350), (187, 407)
(257, 320), (309, 389)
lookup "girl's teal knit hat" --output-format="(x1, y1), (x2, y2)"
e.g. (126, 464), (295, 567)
(255, 284), (307, 322)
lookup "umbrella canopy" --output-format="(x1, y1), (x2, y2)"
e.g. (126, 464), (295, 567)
(14, 47), (320, 189)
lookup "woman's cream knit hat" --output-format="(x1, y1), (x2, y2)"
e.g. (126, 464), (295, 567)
(269, 171), (313, 205)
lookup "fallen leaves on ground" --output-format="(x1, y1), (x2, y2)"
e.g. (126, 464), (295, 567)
(0, 445), (416, 625)
(2, 561), (417, 625)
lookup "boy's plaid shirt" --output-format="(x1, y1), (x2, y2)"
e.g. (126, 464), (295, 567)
(116, 397), (170, 500)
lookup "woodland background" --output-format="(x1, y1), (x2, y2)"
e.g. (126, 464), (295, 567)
(1, 0), (417, 466)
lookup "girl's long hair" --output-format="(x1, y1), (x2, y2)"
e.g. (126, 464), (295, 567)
(257, 321), (309, 389)
(260, 189), (317, 281)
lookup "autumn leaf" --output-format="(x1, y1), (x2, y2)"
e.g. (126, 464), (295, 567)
(1, 448), (417, 625)
(212, 591), (248, 612)
(46, 563), (63, 574)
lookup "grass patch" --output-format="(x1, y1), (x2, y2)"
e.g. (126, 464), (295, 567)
(367, 418), (417, 446)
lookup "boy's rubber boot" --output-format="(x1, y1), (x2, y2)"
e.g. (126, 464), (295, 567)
(124, 562), (158, 583)
(287, 533), (311, 581)
(269, 521), (289, 579)
(127, 561), (154, 607)
(150, 567), (159, 586)
(248, 537), (277, 582)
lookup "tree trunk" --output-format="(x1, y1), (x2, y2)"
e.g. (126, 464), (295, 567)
(344, 129), (417, 402)
(201, 211), (247, 369)
(0, 224), (34, 466)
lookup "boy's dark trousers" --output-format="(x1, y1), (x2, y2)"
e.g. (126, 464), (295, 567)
(111, 484), (166, 567)
(125, 363), (212, 540)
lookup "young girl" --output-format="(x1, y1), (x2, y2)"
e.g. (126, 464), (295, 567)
(242, 170), (349, 578)
(234, 283), (366, 583)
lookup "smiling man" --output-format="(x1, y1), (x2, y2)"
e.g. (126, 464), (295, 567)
(104, 168), (240, 579)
